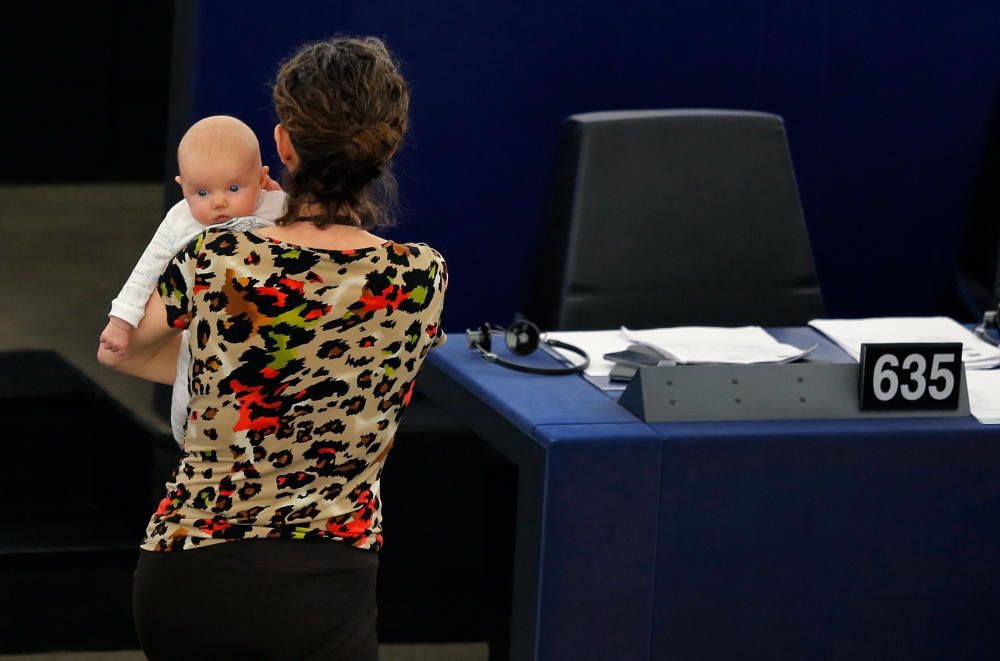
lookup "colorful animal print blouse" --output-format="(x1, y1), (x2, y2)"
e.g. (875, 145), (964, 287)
(142, 229), (447, 552)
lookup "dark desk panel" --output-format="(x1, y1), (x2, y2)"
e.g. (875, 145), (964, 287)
(534, 424), (661, 661)
(650, 417), (1000, 660)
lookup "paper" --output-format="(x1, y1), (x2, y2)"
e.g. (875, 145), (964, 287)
(965, 370), (1000, 424)
(808, 317), (1000, 369)
(545, 326), (815, 376)
(620, 326), (815, 364)
(544, 330), (632, 377)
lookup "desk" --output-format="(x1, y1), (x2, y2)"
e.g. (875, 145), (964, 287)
(419, 328), (1000, 661)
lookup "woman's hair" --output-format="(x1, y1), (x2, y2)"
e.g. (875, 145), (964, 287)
(272, 36), (409, 230)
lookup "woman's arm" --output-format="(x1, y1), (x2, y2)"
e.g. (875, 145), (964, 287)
(97, 293), (182, 385)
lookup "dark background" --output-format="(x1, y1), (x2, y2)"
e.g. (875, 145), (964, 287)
(4, 1), (999, 327)
(1, 3), (173, 182)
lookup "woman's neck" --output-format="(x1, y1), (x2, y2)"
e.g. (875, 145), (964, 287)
(297, 201), (345, 220)
(257, 221), (385, 251)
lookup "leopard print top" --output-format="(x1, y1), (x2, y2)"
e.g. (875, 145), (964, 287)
(142, 228), (447, 552)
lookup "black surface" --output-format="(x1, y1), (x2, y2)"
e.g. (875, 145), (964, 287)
(0, 3), (173, 182)
(376, 428), (512, 645)
(0, 350), (161, 653)
(2, 550), (142, 654)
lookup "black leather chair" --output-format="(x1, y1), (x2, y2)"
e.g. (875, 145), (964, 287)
(954, 97), (1000, 322)
(523, 109), (825, 330)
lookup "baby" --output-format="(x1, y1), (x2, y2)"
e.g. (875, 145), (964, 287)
(99, 114), (286, 445)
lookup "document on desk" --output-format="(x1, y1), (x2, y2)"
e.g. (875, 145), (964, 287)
(543, 330), (631, 377)
(808, 317), (1000, 369)
(545, 327), (815, 376)
(965, 369), (1000, 424)
(620, 326), (815, 364)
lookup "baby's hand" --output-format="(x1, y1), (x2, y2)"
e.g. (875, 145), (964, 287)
(263, 175), (283, 192)
(100, 317), (134, 355)
(262, 165), (283, 192)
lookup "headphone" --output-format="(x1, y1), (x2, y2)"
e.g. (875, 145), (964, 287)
(466, 320), (590, 375)
(975, 310), (999, 347)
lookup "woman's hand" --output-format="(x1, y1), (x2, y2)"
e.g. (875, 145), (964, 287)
(97, 294), (181, 385)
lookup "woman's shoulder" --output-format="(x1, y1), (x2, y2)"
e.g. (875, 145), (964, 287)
(390, 241), (446, 265)
(196, 226), (264, 249)
(170, 227), (261, 265)
(188, 232), (445, 273)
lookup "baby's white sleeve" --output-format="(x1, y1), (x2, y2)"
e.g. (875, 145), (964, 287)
(220, 191), (287, 232)
(254, 190), (287, 224)
(109, 202), (199, 327)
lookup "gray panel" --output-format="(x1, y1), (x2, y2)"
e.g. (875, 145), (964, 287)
(618, 363), (971, 422)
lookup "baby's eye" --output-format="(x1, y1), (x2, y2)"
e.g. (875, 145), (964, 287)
(228, 184), (240, 193)
(197, 189), (208, 197)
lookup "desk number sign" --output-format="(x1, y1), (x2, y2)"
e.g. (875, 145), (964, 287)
(859, 343), (963, 411)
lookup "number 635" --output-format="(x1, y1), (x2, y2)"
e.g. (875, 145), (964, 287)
(872, 353), (955, 402)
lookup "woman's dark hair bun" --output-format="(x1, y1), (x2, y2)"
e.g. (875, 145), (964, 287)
(272, 36), (409, 230)
(350, 122), (401, 166)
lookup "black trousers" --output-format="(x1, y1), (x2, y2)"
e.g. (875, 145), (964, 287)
(133, 538), (379, 661)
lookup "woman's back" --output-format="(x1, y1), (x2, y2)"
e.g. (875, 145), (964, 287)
(147, 228), (447, 552)
(116, 36), (438, 660)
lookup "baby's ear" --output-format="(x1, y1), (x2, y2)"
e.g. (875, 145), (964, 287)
(174, 175), (183, 188)
(259, 166), (269, 189)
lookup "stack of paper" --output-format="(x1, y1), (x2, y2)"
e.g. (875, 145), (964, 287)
(965, 370), (1000, 424)
(545, 326), (814, 377)
(808, 317), (1000, 370)
(543, 329), (630, 377)
(621, 326), (815, 364)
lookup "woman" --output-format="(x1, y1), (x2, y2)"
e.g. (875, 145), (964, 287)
(98, 36), (446, 660)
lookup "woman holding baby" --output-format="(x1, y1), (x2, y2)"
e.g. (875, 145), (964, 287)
(98, 36), (446, 660)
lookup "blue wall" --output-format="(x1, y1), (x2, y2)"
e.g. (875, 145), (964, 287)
(180, 1), (1000, 331)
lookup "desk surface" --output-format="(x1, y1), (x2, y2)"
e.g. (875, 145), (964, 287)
(422, 328), (1000, 661)
(427, 327), (994, 440)
(426, 333), (642, 442)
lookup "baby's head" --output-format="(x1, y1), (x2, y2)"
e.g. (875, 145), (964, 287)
(175, 115), (269, 226)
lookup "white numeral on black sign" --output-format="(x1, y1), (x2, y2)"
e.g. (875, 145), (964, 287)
(901, 354), (926, 400)
(860, 343), (962, 411)
(873, 353), (955, 402)
(928, 354), (955, 400)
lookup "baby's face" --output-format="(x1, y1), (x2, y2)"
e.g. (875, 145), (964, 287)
(176, 150), (266, 226)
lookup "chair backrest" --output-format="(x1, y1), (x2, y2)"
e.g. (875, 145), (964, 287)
(954, 98), (1000, 321)
(523, 109), (825, 330)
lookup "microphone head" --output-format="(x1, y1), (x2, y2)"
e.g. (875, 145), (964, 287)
(505, 320), (540, 355)
(466, 324), (493, 351)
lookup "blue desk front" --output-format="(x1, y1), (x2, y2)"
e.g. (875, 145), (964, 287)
(419, 329), (1000, 661)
